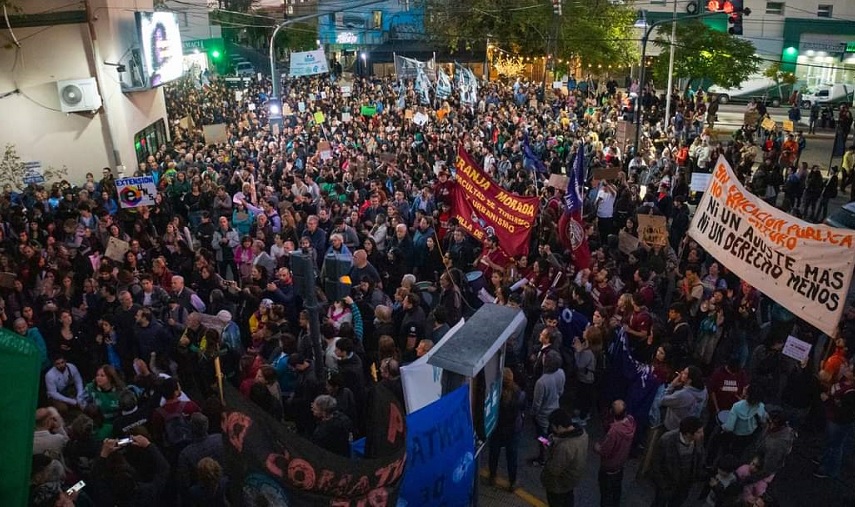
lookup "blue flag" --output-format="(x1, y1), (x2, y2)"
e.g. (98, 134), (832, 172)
(522, 134), (548, 175)
(558, 145), (590, 269)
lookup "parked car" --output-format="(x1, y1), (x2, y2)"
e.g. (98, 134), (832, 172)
(825, 202), (855, 230)
(235, 61), (256, 77)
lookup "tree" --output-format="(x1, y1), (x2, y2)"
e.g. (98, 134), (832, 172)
(425, 0), (637, 67)
(0, 144), (68, 191)
(651, 20), (760, 90)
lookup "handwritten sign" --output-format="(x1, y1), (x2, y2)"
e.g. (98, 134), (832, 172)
(413, 112), (429, 126)
(783, 120), (794, 132)
(637, 214), (668, 246)
(593, 166), (621, 182)
(548, 174), (569, 190)
(688, 155), (855, 337)
(618, 230), (640, 255)
(313, 111), (326, 124)
(317, 141), (332, 161)
(105, 237), (129, 262)
(782, 335), (811, 362)
(761, 117), (776, 132)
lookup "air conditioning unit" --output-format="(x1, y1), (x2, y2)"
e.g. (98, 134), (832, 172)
(56, 78), (102, 113)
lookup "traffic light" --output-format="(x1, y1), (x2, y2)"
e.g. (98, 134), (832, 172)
(290, 250), (316, 301)
(552, 0), (562, 16)
(728, 0), (745, 35)
(322, 253), (352, 302)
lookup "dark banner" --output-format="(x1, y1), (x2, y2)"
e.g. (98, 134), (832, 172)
(452, 147), (539, 256)
(222, 383), (406, 506)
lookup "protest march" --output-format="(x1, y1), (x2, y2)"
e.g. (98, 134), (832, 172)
(9, 51), (855, 507)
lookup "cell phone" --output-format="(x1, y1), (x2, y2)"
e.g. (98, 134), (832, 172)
(117, 437), (134, 447)
(66, 480), (85, 495)
(538, 436), (550, 446)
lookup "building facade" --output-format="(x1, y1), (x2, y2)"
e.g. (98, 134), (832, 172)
(645, 0), (855, 88)
(165, 0), (224, 76)
(0, 0), (172, 184)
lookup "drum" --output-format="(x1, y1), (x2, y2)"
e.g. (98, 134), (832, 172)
(465, 271), (486, 293)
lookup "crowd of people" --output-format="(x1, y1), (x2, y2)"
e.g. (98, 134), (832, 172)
(13, 64), (855, 507)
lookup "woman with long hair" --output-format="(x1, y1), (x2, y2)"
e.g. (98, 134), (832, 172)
(82, 364), (126, 430)
(487, 367), (526, 491)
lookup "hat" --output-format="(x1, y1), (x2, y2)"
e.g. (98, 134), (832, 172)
(217, 310), (232, 323)
(407, 325), (418, 336)
(260, 298), (274, 309)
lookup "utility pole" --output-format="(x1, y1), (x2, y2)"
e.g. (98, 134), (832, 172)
(664, 0), (678, 131)
(269, 0), (386, 101)
(543, 0), (562, 91)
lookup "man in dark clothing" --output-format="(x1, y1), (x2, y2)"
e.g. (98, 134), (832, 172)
(651, 416), (705, 507)
(669, 196), (689, 252)
(133, 308), (171, 360)
(287, 353), (323, 435)
(310, 394), (352, 457)
(398, 293), (426, 351)
(334, 338), (366, 405)
(177, 413), (224, 491)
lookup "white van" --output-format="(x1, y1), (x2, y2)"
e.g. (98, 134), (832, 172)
(801, 84), (854, 108)
(235, 61), (256, 77)
(708, 76), (791, 107)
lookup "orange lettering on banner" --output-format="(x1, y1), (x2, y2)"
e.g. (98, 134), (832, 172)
(387, 403), (404, 444)
(710, 181), (722, 198)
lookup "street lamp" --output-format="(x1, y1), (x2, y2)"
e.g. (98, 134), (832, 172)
(632, 7), (748, 156)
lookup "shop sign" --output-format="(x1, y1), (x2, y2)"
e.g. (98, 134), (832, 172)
(336, 31), (359, 44)
(846, 41), (855, 53)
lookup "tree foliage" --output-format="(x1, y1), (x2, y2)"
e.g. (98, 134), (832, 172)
(0, 144), (68, 191)
(425, 0), (637, 67)
(652, 20), (760, 89)
(763, 61), (797, 86)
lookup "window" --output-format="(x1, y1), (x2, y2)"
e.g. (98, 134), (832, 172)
(817, 4), (833, 18)
(177, 12), (189, 28)
(134, 119), (168, 164)
(765, 1), (785, 15)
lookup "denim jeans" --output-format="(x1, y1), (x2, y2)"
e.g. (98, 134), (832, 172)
(818, 420), (855, 478)
(488, 432), (520, 485)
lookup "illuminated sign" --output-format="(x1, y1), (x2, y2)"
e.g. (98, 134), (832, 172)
(336, 31), (359, 44)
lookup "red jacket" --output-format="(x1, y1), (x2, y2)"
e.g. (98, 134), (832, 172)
(597, 415), (637, 472)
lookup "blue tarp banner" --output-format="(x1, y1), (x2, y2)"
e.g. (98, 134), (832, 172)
(399, 384), (475, 506)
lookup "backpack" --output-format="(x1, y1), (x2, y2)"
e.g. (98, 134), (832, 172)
(158, 401), (193, 447)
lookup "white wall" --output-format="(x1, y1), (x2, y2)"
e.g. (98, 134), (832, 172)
(0, 0), (169, 185)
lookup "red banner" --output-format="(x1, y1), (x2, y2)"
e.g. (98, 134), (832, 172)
(452, 147), (539, 256)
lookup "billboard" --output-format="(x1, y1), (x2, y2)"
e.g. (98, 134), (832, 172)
(137, 11), (184, 87)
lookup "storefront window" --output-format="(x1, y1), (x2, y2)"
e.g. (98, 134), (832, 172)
(795, 52), (855, 90)
(134, 119), (168, 164)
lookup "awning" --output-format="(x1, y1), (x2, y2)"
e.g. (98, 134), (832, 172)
(428, 304), (526, 377)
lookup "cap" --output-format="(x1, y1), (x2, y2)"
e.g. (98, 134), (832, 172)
(260, 298), (273, 309)
(217, 310), (232, 323)
(407, 325), (418, 336)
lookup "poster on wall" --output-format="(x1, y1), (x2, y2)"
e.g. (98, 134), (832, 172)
(137, 11), (184, 87)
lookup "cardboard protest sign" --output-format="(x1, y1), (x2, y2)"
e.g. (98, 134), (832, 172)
(202, 123), (228, 144)
(618, 230), (640, 255)
(690, 173), (712, 193)
(637, 214), (668, 246)
(689, 155), (855, 337)
(783, 120), (794, 132)
(341, 112), (352, 123)
(105, 237), (129, 262)
(298, 101), (306, 112)
(592, 166), (621, 182)
(548, 174), (569, 190)
(313, 111), (326, 124)
(404, 109), (414, 120)
(761, 117), (776, 132)
(0, 272), (16, 289)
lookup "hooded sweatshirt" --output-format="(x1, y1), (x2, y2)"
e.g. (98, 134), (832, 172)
(597, 415), (637, 471)
(723, 400), (766, 436)
(661, 384), (708, 431)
